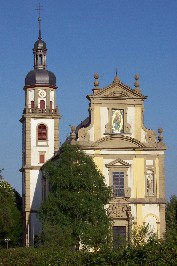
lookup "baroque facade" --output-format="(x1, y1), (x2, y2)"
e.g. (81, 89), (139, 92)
(69, 73), (166, 241)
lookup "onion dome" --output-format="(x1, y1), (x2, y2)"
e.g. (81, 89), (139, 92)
(25, 69), (56, 86)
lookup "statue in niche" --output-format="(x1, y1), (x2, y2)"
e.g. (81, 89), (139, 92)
(146, 170), (154, 196)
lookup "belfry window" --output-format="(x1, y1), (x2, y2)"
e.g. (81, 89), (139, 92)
(50, 101), (52, 111)
(31, 101), (34, 108)
(40, 100), (45, 109)
(38, 124), (47, 141)
(39, 54), (42, 65)
(113, 172), (124, 197)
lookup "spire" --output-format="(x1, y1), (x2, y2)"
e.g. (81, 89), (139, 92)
(35, 3), (43, 39)
(33, 4), (47, 70)
(38, 17), (42, 40)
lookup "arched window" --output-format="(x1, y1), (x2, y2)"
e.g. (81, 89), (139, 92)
(38, 124), (47, 140)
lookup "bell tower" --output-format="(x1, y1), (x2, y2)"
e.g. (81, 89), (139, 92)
(20, 16), (60, 246)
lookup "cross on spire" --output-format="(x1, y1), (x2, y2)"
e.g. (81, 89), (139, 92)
(35, 3), (43, 39)
(35, 3), (43, 18)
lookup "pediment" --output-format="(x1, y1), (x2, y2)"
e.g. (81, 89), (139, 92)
(106, 158), (131, 168)
(91, 134), (145, 149)
(88, 81), (146, 100)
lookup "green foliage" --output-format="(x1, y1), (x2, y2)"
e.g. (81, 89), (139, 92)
(2, 240), (177, 266)
(0, 169), (22, 247)
(39, 144), (112, 250)
(165, 195), (177, 242)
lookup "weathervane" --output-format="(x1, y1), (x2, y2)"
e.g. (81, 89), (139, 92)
(35, 3), (43, 39)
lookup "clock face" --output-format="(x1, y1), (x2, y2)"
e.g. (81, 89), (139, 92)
(38, 90), (46, 98)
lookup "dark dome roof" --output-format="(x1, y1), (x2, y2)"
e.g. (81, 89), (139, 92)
(25, 69), (56, 86)
(34, 39), (47, 50)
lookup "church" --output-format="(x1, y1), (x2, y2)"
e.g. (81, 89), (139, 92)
(20, 17), (166, 246)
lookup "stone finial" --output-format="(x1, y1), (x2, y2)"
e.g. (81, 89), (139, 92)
(94, 73), (99, 87)
(70, 125), (76, 141)
(158, 128), (163, 142)
(134, 74), (141, 93)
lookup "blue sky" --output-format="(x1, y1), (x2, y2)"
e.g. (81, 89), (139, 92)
(0, 0), (177, 199)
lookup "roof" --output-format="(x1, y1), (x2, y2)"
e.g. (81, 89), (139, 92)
(25, 69), (56, 86)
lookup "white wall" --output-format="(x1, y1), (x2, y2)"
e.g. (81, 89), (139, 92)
(31, 118), (55, 166)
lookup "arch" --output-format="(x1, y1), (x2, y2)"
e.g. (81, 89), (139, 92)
(143, 213), (159, 236)
(37, 123), (47, 141)
(143, 213), (159, 223)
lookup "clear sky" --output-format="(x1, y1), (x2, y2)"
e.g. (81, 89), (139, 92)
(0, 0), (177, 199)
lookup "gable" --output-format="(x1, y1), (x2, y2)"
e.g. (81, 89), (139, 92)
(106, 158), (131, 168)
(87, 81), (147, 101)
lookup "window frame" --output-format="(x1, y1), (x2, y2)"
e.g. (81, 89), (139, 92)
(106, 106), (129, 134)
(106, 163), (131, 198)
(113, 226), (126, 248)
(37, 124), (47, 141)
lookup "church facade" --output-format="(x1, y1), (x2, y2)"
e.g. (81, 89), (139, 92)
(69, 73), (166, 241)
(21, 19), (166, 246)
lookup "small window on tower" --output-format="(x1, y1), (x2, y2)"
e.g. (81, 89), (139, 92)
(39, 154), (45, 164)
(38, 124), (47, 141)
(50, 101), (52, 111)
(31, 101), (34, 108)
(40, 100), (45, 109)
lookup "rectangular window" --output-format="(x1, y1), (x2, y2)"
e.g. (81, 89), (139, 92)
(113, 172), (124, 197)
(113, 226), (126, 248)
(39, 154), (45, 164)
(40, 100), (45, 109)
(50, 101), (53, 111)
(31, 101), (34, 108)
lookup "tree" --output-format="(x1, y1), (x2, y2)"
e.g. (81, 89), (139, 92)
(39, 144), (112, 250)
(0, 169), (22, 247)
(131, 224), (156, 247)
(165, 195), (177, 242)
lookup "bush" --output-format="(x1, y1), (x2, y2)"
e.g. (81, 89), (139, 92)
(1, 240), (177, 266)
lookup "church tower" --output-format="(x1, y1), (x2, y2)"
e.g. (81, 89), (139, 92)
(20, 17), (60, 246)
